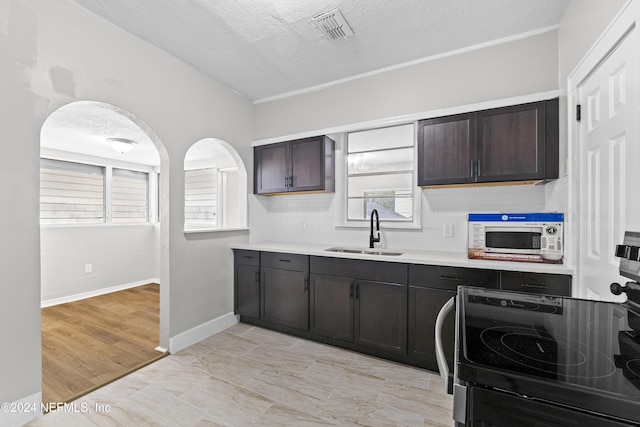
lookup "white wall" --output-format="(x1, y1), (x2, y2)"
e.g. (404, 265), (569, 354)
(40, 225), (160, 303)
(250, 31), (559, 252)
(250, 185), (547, 252)
(254, 30), (559, 141)
(0, 0), (252, 416)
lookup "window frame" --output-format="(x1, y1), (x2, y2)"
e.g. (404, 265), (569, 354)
(40, 156), (157, 227)
(337, 123), (422, 230)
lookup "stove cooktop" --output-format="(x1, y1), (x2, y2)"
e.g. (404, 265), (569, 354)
(457, 287), (640, 424)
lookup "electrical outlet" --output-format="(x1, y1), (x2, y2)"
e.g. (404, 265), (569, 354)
(443, 224), (454, 238)
(85, 264), (93, 274)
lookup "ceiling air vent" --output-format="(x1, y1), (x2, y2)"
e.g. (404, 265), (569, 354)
(312, 8), (354, 40)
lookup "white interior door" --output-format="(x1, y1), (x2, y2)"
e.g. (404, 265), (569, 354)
(577, 25), (639, 301)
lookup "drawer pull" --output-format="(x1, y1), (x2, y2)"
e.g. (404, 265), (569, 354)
(440, 276), (463, 282)
(520, 283), (548, 290)
(278, 259), (292, 263)
(243, 255), (254, 259)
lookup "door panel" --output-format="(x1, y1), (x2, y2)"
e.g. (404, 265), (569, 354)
(254, 142), (288, 194)
(578, 27), (638, 300)
(354, 280), (407, 354)
(418, 114), (476, 185)
(235, 265), (259, 319)
(261, 267), (309, 330)
(408, 286), (455, 371)
(310, 274), (353, 342)
(289, 138), (324, 191)
(476, 103), (545, 182)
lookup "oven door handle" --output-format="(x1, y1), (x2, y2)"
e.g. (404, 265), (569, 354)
(435, 296), (455, 393)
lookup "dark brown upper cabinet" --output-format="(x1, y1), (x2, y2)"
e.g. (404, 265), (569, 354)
(254, 135), (335, 195)
(417, 98), (559, 187)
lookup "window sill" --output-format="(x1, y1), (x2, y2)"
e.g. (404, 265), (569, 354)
(41, 223), (158, 228)
(183, 227), (250, 235)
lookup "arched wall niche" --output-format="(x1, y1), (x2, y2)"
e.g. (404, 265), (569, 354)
(183, 138), (248, 232)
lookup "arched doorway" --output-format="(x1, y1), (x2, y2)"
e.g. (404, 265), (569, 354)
(39, 100), (170, 402)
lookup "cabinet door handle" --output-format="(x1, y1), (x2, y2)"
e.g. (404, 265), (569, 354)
(470, 160), (475, 178)
(520, 283), (548, 290)
(255, 271), (260, 283)
(477, 159), (481, 177)
(355, 282), (359, 299)
(349, 282), (354, 299)
(440, 276), (463, 282)
(304, 276), (309, 292)
(284, 176), (289, 187)
(289, 175), (293, 188)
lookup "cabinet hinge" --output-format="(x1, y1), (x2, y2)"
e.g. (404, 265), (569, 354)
(576, 104), (581, 122)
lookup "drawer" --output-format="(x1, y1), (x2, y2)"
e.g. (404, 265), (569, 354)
(261, 252), (308, 271)
(409, 264), (499, 290)
(500, 271), (572, 296)
(233, 250), (259, 267)
(310, 256), (407, 284)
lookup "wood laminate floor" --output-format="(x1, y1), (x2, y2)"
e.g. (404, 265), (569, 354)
(41, 283), (166, 404)
(30, 324), (454, 426)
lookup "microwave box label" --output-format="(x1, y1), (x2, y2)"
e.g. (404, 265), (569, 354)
(468, 212), (564, 264)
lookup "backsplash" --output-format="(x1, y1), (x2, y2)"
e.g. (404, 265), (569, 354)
(249, 183), (553, 253)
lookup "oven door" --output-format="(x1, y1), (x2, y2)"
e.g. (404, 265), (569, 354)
(485, 226), (542, 254)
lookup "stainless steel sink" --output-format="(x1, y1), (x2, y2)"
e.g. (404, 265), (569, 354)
(325, 247), (404, 256)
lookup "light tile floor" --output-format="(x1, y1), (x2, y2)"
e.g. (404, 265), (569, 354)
(28, 324), (454, 426)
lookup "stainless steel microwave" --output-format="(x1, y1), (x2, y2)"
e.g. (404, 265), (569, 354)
(468, 213), (564, 263)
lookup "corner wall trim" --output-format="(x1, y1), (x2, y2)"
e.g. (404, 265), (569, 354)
(0, 392), (42, 427)
(169, 312), (239, 354)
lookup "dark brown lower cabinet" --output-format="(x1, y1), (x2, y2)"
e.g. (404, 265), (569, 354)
(235, 264), (260, 319)
(355, 280), (407, 355)
(310, 275), (407, 355)
(408, 286), (456, 371)
(235, 251), (573, 372)
(309, 274), (354, 342)
(261, 267), (309, 331)
(234, 250), (260, 320)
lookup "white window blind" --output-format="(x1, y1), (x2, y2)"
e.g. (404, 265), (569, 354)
(184, 168), (217, 227)
(40, 159), (105, 224)
(111, 168), (149, 223)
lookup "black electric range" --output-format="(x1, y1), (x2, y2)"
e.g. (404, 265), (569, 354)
(455, 232), (640, 426)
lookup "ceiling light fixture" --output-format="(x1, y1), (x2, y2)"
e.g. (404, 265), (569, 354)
(107, 137), (137, 154)
(312, 8), (354, 40)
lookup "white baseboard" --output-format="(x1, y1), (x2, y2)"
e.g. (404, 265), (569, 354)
(169, 312), (239, 354)
(41, 279), (160, 308)
(0, 392), (42, 427)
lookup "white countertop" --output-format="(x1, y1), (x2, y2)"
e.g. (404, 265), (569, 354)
(231, 242), (574, 275)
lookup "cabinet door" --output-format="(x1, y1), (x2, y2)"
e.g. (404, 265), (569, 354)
(418, 113), (476, 186)
(354, 280), (407, 355)
(289, 137), (325, 192)
(310, 274), (354, 342)
(254, 142), (288, 194)
(235, 265), (260, 319)
(476, 102), (545, 182)
(408, 286), (455, 371)
(261, 267), (309, 330)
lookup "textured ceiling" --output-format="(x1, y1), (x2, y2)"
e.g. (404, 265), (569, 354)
(72, 0), (571, 101)
(44, 1), (571, 164)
